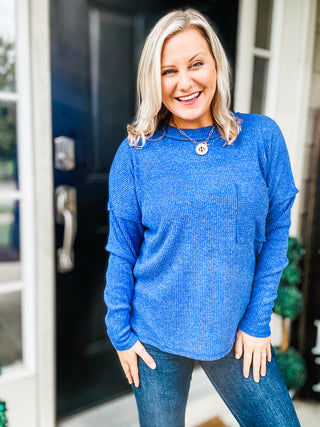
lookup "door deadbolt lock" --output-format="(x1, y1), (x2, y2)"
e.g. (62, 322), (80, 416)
(54, 136), (75, 171)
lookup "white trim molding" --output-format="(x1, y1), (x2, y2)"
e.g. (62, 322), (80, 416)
(274, 0), (317, 235)
(234, 0), (258, 113)
(264, 0), (285, 117)
(17, 0), (36, 378)
(29, 0), (56, 425)
(0, 91), (19, 102)
(0, 0), (55, 425)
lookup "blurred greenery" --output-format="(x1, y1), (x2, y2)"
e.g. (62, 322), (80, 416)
(0, 160), (14, 180)
(0, 36), (15, 91)
(274, 346), (307, 390)
(0, 36), (16, 164)
(286, 237), (306, 264)
(0, 35), (13, 427)
(280, 262), (302, 287)
(0, 400), (7, 426)
(0, 205), (13, 246)
(0, 102), (16, 162)
(0, 205), (12, 214)
(273, 236), (305, 319)
(273, 237), (307, 391)
(0, 224), (11, 246)
(273, 286), (304, 320)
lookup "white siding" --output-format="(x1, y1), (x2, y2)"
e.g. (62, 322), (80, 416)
(300, 0), (320, 239)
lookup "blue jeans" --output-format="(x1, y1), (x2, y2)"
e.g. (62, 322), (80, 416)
(132, 343), (301, 427)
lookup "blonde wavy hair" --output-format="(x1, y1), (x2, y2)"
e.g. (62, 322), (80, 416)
(127, 8), (241, 147)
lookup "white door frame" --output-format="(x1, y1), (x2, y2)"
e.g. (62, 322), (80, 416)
(30, 0), (55, 425)
(0, 0), (55, 426)
(234, 0), (317, 236)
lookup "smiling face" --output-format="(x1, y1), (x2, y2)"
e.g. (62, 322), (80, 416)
(160, 27), (217, 129)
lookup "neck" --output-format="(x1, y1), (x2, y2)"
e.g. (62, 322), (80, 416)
(171, 117), (214, 130)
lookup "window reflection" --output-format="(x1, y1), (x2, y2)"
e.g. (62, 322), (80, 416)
(0, 101), (18, 187)
(0, 0), (16, 92)
(0, 200), (21, 282)
(0, 291), (22, 366)
(255, 0), (273, 50)
(250, 56), (269, 114)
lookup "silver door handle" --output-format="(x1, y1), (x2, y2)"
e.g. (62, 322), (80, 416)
(55, 185), (77, 272)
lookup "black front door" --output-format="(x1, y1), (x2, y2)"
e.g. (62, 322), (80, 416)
(50, 0), (239, 418)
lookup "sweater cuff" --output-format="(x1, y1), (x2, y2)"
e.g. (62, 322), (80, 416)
(238, 318), (271, 338)
(108, 330), (139, 351)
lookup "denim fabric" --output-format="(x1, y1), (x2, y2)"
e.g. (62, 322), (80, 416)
(132, 343), (301, 427)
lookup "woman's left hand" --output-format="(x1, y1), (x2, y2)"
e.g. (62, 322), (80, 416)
(235, 329), (272, 383)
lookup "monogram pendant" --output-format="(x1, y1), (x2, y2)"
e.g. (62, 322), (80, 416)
(196, 143), (208, 155)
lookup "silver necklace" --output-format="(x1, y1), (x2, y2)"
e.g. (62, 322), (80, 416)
(172, 120), (215, 156)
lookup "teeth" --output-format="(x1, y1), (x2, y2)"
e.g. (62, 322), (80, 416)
(178, 92), (200, 101)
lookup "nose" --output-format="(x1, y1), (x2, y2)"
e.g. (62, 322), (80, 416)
(177, 70), (193, 92)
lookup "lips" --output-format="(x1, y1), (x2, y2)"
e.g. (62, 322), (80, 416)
(176, 91), (201, 102)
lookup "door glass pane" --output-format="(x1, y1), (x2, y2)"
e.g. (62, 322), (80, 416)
(0, 291), (22, 367)
(250, 56), (269, 114)
(0, 101), (18, 187)
(255, 0), (273, 50)
(0, 0), (16, 92)
(0, 200), (21, 282)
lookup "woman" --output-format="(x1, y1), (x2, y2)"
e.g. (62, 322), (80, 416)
(105, 8), (301, 427)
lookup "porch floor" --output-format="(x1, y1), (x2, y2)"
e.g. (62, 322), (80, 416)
(58, 364), (320, 427)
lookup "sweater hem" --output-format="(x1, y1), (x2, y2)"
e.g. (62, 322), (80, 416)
(138, 336), (235, 361)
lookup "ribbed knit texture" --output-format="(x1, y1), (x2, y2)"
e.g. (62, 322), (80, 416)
(104, 113), (299, 360)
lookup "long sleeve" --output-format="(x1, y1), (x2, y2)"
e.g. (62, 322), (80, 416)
(105, 212), (144, 350)
(104, 140), (144, 350)
(238, 119), (299, 337)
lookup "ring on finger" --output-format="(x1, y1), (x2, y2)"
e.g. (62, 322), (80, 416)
(261, 350), (267, 358)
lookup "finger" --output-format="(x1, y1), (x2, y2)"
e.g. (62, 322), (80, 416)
(243, 350), (252, 378)
(136, 344), (157, 369)
(260, 351), (267, 377)
(267, 343), (272, 362)
(235, 334), (243, 359)
(130, 361), (140, 388)
(253, 351), (261, 383)
(122, 364), (133, 385)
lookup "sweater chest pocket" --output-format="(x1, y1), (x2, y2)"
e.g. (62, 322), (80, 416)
(236, 182), (269, 244)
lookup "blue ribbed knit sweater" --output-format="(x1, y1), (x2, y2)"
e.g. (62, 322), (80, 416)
(104, 113), (299, 360)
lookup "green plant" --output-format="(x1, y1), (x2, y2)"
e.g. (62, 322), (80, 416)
(273, 236), (307, 391)
(0, 329), (8, 426)
(0, 401), (7, 427)
(0, 362), (8, 426)
(273, 346), (307, 390)
(0, 36), (16, 170)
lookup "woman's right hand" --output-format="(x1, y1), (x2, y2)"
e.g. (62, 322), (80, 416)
(117, 340), (157, 388)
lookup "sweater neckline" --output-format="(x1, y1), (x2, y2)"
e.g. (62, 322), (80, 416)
(156, 124), (221, 142)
